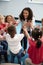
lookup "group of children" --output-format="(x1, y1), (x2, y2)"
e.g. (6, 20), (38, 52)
(0, 7), (43, 65)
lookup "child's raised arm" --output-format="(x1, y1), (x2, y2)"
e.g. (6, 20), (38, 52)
(23, 26), (31, 39)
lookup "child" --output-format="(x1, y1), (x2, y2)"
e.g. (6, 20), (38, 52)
(0, 15), (8, 63)
(0, 15), (5, 30)
(0, 15), (8, 33)
(23, 26), (43, 65)
(0, 25), (24, 64)
(5, 15), (18, 26)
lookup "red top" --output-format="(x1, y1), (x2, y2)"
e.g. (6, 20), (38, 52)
(28, 38), (43, 64)
(0, 23), (6, 30)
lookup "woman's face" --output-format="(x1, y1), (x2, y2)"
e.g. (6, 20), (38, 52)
(23, 10), (29, 19)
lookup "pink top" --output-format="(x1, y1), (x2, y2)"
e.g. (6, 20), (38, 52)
(28, 38), (43, 64)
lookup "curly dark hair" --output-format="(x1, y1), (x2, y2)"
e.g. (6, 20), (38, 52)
(19, 7), (33, 21)
(32, 28), (42, 48)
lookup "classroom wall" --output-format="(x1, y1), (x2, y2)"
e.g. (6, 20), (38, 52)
(0, 0), (43, 20)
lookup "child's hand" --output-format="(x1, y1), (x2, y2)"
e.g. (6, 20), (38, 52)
(23, 25), (30, 39)
(14, 22), (19, 26)
(23, 50), (27, 54)
(23, 26), (27, 32)
(0, 35), (5, 40)
(0, 29), (4, 35)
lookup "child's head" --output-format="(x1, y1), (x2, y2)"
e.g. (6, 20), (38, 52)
(19, 7), (33, 21)
(0, 15), (5, 24)
(5, 15), (14, 23)
(32, 28), (42, 40)
(32, 28), (42, 48)
(7, 25), (16, 38)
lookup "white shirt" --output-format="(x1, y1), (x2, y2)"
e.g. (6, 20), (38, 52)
(5, 33), (24, 54)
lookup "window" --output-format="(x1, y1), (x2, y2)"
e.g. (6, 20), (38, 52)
(28, 0), (43, 4)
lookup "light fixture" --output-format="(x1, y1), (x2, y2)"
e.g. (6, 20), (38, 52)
(0, 0), (10, 1)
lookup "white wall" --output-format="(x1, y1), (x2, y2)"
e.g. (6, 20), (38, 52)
(0, 0), (43, 20)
